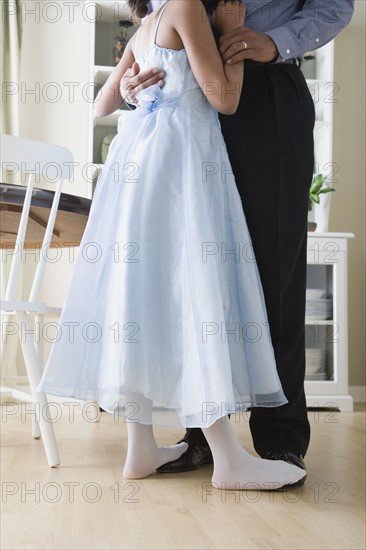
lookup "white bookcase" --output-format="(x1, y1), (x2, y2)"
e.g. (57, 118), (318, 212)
(302, 45), (354, 410)
(305, 233), (354, 411)
(87, 1), (138, 192)
(302, 41), (337, 232)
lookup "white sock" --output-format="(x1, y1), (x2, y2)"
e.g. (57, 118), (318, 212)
(122, 392), (188, 479)
(202, 417), (306, 490)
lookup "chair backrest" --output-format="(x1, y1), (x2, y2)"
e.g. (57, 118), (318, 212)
(0, 134), (74, 303)
(1, 134), (74, 180)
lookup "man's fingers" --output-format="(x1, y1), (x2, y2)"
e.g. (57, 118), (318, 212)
(134, 68), (165, 87)
(131, 72), (165, 97)
(221, 41), (253, 63)
(137, 74), (165, 90)
(226, 50), (253, 65)
(120, 65), (165, 105)
(123, 72), (165, 105)
(133, 76), (165, 98)
(219, 28), (251, 54)
(219, 28), (240, 49)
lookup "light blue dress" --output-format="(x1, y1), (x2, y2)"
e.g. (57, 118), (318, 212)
(36, 3), (288, 427)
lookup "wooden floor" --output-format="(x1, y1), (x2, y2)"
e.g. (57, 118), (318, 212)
(1, 402), (365, 550)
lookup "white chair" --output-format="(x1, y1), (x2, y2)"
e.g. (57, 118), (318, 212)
(1, 134), (74, 467)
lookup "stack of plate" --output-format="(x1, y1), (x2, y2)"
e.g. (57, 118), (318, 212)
(305, 288), (332, 321)
(305, 348), (327, 380)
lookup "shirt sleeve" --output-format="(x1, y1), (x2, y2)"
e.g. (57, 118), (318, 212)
(265, 0), (355, 63)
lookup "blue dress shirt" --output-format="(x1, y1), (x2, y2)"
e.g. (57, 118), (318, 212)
(250, 0), (355, 62)
(147, 0), (355, 62)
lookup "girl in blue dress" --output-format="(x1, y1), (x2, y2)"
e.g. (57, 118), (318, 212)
(37, 0), (306, 490)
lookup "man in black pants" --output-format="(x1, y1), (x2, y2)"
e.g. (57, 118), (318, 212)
(120, 0), (354, 481)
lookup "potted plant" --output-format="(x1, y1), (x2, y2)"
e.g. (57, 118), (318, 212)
(308, 174), (335, 232)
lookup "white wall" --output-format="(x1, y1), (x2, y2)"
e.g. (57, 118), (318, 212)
(331, 0), (366, 389)
(19, 0), (92, 197)
(6, 1), (95, 376)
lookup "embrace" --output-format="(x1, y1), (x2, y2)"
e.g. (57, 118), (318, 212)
(37, 0), (354, 491)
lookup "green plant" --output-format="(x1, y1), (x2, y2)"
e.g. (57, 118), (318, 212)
(308, 174), (335, 212)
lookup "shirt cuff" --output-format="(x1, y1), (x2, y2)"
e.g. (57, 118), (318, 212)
(265, 26), (321, 64)
(265, 27), (299, 63)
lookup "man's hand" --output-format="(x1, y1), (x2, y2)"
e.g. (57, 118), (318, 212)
(120, 62), (165, 106)
(219, 27), (279, 64)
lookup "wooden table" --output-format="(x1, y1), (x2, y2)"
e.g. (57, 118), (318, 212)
(0, 183), (91, 249)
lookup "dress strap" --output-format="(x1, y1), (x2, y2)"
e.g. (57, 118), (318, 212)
(152, 0), (173, 45)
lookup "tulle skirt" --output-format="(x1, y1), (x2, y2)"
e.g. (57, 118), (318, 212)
(36, 95), (287, 427)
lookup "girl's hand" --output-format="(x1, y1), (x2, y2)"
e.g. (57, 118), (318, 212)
(211, 1), (245, 35)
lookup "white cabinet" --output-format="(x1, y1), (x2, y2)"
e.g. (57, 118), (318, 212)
(302, 45), (354, 410)
(305, 232), (354, 411)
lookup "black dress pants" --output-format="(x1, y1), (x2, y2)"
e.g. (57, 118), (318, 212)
(187, 61), (315, 456)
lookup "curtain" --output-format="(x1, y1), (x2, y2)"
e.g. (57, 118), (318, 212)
(1, 0), (22, 135)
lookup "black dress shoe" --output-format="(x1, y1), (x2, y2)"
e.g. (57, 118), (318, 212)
(157, 440), (213, 473)
(263, 450), (307, 489)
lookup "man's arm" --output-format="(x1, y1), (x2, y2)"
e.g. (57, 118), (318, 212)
(266, 0), (355, 62)
(219, 1), (355, 65)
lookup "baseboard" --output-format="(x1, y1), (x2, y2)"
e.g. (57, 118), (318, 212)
(349, 386), (366, 403)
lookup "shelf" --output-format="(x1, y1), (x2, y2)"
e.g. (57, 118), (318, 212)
(305, 319), (334, 324)
(94, 65), (114, 86)
(89, 4), (139, 171)
(307, 232), (355, 239)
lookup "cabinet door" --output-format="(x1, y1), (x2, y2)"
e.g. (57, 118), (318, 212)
(305, 263), (335, 384)
(306, 236), (353, 409)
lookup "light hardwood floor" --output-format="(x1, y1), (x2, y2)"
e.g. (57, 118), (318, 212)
(1, 402), (365, 550)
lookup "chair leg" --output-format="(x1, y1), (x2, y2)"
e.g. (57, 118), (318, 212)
(16, 312), (60, 467)
(32, 314), (43, 439)
(32, 409), (42, 439)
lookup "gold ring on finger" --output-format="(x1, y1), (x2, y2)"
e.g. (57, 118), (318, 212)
(242, 41), (248, 50)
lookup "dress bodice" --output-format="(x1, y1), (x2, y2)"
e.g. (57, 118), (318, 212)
(136, 44), (200, 99)
(133, 0), (210, 113)
(134, 43), (214, 120)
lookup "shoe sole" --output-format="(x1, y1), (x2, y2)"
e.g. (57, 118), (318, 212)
(157, 457), (213, 474)
(276, 473), (307, 491)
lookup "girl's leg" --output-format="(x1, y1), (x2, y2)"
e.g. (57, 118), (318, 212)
(202, 417), (306, 490)
(122, 392), (188, 479)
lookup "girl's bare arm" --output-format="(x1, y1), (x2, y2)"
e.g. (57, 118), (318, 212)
(171, 0), (245, 114)
(94, 37), (136, 117)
